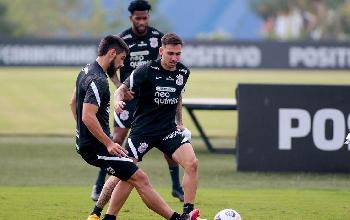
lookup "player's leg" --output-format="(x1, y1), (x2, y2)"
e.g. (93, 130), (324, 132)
(88, 126), (129, 218)
(163, 153), (184, 201)
(105, 169), (178, 219)
(91, 168), (107, 201)
(172, 142), (198, 214)
(101, 160), (185, 220)
(88, 176), (120, 219)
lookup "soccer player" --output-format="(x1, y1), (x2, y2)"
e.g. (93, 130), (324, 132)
(91, 0), (184, 203)
(108, 33), (205, 220)
(70, 35), (199, 220)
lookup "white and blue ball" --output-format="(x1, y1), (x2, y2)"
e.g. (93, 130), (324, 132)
(214, 209), (241, 220)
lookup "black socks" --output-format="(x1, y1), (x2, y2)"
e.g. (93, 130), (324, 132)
(102, 214), (116, 220)
(91, 205), (103, 217)
(183, 203), (194, 214)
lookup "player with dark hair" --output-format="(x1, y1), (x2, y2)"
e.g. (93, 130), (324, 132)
(70, 35), (199, 220)
(103, 32), (206, 220)
(91, 0), (185, 205)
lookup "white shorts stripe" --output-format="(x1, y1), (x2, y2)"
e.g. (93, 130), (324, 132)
(114, 111), (126, 128)
(127, 138), (139, 160)
(97, 155), (133, 162)
(90, 81), (101, 106)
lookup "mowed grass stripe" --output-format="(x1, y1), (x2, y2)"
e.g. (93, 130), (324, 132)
(1, 68), (350, 135)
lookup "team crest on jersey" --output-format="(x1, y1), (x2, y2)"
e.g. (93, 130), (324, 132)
(138, 142), (148, 154)
(149, 37), (158, 48)
(120, 110), (129, 121)
(176, 74), (184, 85)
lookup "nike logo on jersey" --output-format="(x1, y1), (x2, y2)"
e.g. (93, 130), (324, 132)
(166, 76), (174, 81)
(156, 76), (162, 79)
(129, 43), (136, 48)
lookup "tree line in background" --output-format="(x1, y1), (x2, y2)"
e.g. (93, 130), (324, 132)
(1, 0), (350, 41)
(0, 0), (159, 38)
(251, 0), (350, 41)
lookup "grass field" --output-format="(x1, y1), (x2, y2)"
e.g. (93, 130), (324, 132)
(1, 68), (350, 219)
(1, 136), (350, 220)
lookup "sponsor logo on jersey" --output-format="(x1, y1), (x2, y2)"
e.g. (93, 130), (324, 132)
(156, 86), (176, 92)
(149, 37), (158, 48)
(154, 89), (178, 105)
(122, 34), (132, 39)
(138, 142), (148, 154)
(120, 110), (129, 121)
(176, 74), (184, 85)
(152, 30), (160, 35)
(138, 41), (147, 47)
(130, 50), (150, 68)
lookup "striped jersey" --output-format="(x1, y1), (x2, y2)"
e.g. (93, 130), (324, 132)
(119, 27), (163, 82)
(124, 59), (190, 137)
(75, 61), (111, 147)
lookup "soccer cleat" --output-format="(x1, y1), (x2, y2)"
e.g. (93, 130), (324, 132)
(86, 214), (100, 220)
(181, 209), (207, 220)
(172, 187), (184, 202)
(90, 185), (100, 202)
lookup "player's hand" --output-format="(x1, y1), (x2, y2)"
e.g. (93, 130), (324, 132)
(115, 101), (126, 113)
(107, 142), (128, 157)
(124, 89), (135, 101)
(177, 126), (192, 140)
(176, 124), (185, 131)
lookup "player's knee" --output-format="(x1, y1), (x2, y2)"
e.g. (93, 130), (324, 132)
(131, 169), (151, 190)
(185, 157), (198, 174)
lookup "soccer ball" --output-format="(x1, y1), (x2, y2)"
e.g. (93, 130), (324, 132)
(214, 209), (241, 220)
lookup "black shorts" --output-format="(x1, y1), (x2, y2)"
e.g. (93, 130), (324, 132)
(77, 142), (138, 181)
(113, 99), (137, 129)
(125, 129), (190, 162)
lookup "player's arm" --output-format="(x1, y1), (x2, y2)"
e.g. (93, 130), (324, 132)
(110, 72), (123, 88)
(70, 87), (77, 122)
(115, 64), (148, 113)
(176, 94), (192, 140)
(175, 95), (184, 130)
(114, 84), (132, 113)
(82, 103), (127, 157)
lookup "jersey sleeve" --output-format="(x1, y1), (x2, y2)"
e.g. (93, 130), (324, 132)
(84, 77), (107, 107)
(182, 67), (190, 94)
(123, 64), (148, 92)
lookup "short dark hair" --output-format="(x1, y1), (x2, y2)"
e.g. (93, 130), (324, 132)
(97, 35), (129, 56)
(161, 33), (183, 46)
(128, 0), (151, 14)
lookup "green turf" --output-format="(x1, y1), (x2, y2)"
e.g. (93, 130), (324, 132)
(0, 137), (350, 219)
(1, 68), (350, 219)
(1, 187), (349, 220)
